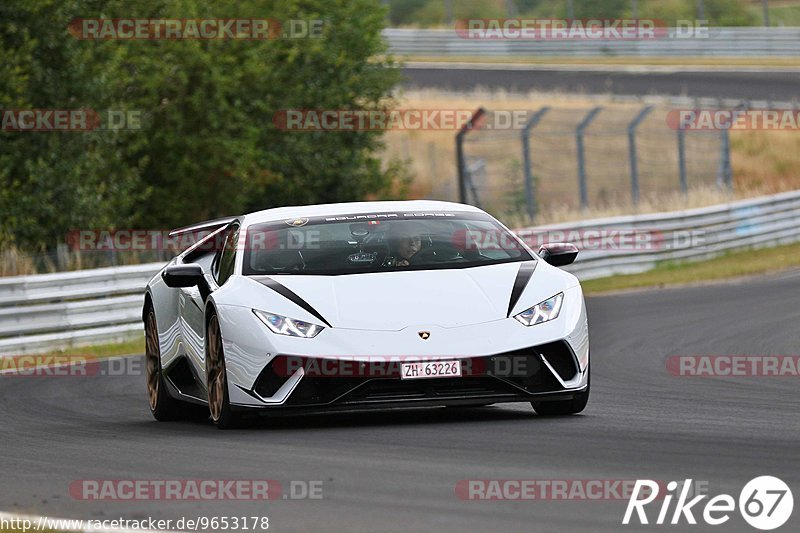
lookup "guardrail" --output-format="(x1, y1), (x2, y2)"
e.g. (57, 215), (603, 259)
(384, 27), (800, 57)
(2, 189), (800, 354)
(0, 263), (162, 355)
(550, 189), (800, 279)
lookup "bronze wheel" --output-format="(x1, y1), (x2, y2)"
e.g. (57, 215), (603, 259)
(145, 312), (160, 411)
(144, 307), (185, 421)
(206, 314), (239, 428)
(207, 317), (226, 422)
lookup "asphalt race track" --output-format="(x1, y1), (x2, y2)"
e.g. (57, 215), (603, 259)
(1, 271), (799, 532)
(402, 66), (800, 102)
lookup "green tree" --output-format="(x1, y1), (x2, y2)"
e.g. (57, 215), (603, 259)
(1, 0), (402, 253)
(0, 0), (146, 251)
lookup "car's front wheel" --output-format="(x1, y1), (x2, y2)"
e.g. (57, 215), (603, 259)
(531, 369), (590, 416)
(145, 308), (186, 421)
(206, 314), (240, 429)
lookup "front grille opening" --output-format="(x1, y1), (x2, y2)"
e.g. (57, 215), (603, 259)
(486, 353), (541, 378)
(537, 341), (579, 382)
(285, 376), (367, 406)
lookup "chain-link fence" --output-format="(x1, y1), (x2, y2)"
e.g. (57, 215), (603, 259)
(458, 106), (728, 222)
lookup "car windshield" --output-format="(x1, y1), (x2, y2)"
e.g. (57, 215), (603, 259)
(241, 211), (532, 276)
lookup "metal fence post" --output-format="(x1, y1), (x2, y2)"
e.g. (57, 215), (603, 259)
(576, 107), (603, 210)
(456, 135), (467, 204)
(505, 0), (518, 17)
(677, 127), (688, 195)
(627, 106), (653, 207)
(718, 127), (733, 191)
(456, 108), (487, 205)
(521, 106), (550, 223)
(466, 159), (484, 209)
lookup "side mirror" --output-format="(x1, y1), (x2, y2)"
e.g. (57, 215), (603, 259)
(162, 263), (205, 288)
(538, 243), (578, 267)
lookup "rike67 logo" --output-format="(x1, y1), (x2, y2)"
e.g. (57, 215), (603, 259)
(623, 477), (793, 530)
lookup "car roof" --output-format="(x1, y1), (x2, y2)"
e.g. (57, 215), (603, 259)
(241, 200), (484, 226)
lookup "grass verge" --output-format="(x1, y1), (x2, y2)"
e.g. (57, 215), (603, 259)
(48, 337), (144, 358)
(582, 241), (800, 295)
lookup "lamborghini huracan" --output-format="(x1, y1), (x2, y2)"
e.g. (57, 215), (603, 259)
(143, 201), (589, 428)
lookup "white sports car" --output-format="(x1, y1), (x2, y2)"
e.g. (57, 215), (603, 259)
(144, 201), (589, 428)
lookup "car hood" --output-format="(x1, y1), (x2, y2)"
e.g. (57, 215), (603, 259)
(255, 262), (528, 331)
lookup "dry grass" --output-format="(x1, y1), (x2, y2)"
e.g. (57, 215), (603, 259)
(730, 129), (800, 194)
(0, 248), (39, 277)
(502, 186), (737, 228)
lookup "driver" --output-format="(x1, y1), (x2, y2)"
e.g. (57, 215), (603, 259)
(388, 222), (422, 267)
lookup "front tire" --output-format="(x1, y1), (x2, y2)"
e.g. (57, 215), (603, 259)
(145, 308), (185, 421)
(206, 314), (240, 429)
(531, 369), (590, 416)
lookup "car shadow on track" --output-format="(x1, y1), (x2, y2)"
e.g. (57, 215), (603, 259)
(249, 405), (535, 430)
(134, 404), (589, 431)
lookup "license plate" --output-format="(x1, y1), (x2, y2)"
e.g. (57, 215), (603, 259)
(401, 360), (462, 380)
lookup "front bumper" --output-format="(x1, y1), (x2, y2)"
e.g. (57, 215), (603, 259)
(218, 284), (589, 410)
(230, 340), (588, 411)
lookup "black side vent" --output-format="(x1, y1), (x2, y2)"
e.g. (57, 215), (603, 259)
(253, 358), (293, 399)
(537, 341), (579, 382)
(164, 356), (204, 398)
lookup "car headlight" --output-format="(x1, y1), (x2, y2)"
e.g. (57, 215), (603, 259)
(253, 309), (324, 338)
(513, 293), (564, 326)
